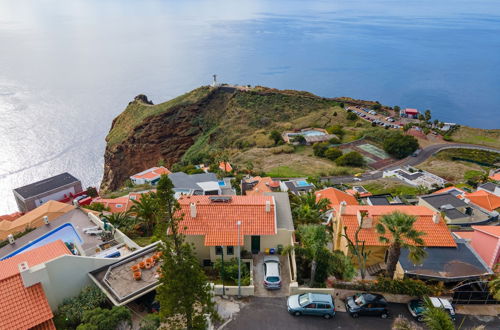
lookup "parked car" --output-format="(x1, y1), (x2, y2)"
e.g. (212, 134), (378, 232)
(263, 255), (281, 289)
(353, 178), (362, 182)
(287, 293), (335, 319)
(73, 194), (88, 202)
(345, 293), (389, 318)
(408, 297), (456, 322)
(411, 149), (422, 157)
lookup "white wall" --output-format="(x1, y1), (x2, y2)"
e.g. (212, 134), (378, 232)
(20, 255), (117, 311)
(35, 187), (76, 206)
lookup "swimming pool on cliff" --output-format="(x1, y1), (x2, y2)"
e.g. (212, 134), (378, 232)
(1, 223), (83, 260)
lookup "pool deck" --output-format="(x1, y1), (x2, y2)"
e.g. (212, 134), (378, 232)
(0, 208), (103, 259)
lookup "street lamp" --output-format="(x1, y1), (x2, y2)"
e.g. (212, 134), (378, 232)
(237, 220), (242, 298)
(221, 245), (225, 296)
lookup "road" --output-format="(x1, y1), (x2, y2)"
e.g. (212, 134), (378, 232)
(223, 297), (500, 330)
(322, 143), (500, 185)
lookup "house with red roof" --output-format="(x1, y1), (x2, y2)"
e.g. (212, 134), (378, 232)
(219, 161), (233, 173)
(176, 193), (294, 263)
(241, 176), (280, 196)
(345, 186), (372, 198)
(0, 240), (71, 329)
(91, 191), (147, 213)
(454, 226), (500, 272)
(400, 108), (419, 119)
(465, 190), (500, 214)
(332, 204), (492, 281)
(130, 166), (171, 185)
(315, 187), (358, 210)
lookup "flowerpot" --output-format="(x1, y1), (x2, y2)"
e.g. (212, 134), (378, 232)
(131, 265), (140, 272)
(133, 271), (142, 280)
(139, 261), (146, 269)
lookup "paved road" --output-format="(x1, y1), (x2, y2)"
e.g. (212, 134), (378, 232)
(322, 143), (500, 185)
(223, 297), (500, 330)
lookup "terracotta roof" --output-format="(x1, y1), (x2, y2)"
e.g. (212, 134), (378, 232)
(472, 226), (500, 238)
(340, 205), (456, 247)
(489, 173), (500, 181)
(219, 162), (233, 172)
(0, 240), (70, 330)
(92, 191), (152, 213)
(466, 190), (500, 212)
(245, 176), (275, 196)
(316, 187), (359, 208)
(0, 212), (23, 222)
(0, 201), (75, 241)
(177, 195), (276, 246)
(433, 186), (466, 196)
(32, 319), (56, 330)
(453, 231), (475, 240)
(404, 108), (419, 114)
(345, 188), (372, 198)
(131, 167), (171, 180)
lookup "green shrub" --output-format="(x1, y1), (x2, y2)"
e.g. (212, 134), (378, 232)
(335, 151), (365, 167)
(313, 142), (330, 157)
(57, 285), (108, 327)
(269, 130), (284, 145)
(324, 147), (343, 161)
(326, 125), (345, 137)
(140, 313), (161, 330)
(383, 133), (419, 159)
(271, 145), (295, 154)
(328, 137), (341, 144)
(214, 258), (251, 286)
(346, 112), (358, 121)
(372, 277), (435, 296)
(83, 203), (110, 213)
(76, 306), (131, 330)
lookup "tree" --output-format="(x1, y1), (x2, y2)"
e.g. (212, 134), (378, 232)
(372, 103), (382, 111)
(130, 192), (160, 236)
(327, 124), (345, 137)
(392, 316), (423, 330)
(101, 211), (135, 232)
(290, 192), (330, 226)
(86, 187), (98, 197)
(324, 147), (343, 161)
(424, 110), (432, 122)
(346, 112), (358, 121)
(57, 285), (108, 327)
(341, 210), (371, 280)
(375, 211), (427, 278)
(335, 151), (365, 167)
(76, 306), (131, 330)
(155, 175), (217, 329)
(139, 314), (161, 330)
(83, 203), (110, 212)
(421, 296), (455, 330)
(292, 135), (306, 144)
(383, 133), (419, 159)
(313, 142), (330, 157)
(394, 105), (401, 113)
(269, 130), (283, 145)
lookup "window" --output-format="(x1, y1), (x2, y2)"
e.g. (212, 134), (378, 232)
(115, 204), (123, 208)
(215, 246), (223, 255)
(227, 246), (234, 255)
(305, 303), (317, 309)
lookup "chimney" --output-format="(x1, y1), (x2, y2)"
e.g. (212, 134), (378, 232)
(339, 201), (347, 215)
(190, 202), (197, 218)
(18, 261), (29, 273)
(7, 234), (15, 244)
(357, 210), (372, 229)
(432, 212), (440, 224)
(265, 200), (271, 212)
(43, 216), (49, 225)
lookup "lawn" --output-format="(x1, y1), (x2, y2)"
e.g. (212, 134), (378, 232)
(132, 236), (154, 247)
(361, 178), (420, 195)
(450, 126), (500, 149)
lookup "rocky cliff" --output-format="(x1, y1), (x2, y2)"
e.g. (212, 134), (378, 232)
(100, 86), (342, 191)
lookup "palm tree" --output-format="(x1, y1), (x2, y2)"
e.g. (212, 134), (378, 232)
(101, 211), (135, 232)
(375, 211), (427, 278)
(421, 296), (454, 330)
(284, 224), (330, 287)
(391, 316), (422, 330)
(129, 192), (160, 236)
(290, 192), (330, 226)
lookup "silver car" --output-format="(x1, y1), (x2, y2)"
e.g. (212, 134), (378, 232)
(263, 255), (281, 289)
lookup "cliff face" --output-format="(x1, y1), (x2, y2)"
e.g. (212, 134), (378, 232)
(101, 85), (341, 191)
(101, 87), (234, 191)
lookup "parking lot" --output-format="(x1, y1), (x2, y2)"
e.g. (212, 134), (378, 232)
(253, 253), (291, 297)
(224, 297), (500, 330)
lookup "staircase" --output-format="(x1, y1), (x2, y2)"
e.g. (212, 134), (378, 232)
(367, 262), (386, 276)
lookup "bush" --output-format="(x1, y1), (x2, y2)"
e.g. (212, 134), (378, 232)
(86, 187), (98, 197)
(313, 142), (330, 157)
(328, 137), (341, 144)
(346, 112), (358, 121)
(271, 145), (295, 154)
(56, 285), (108, 327)
(83, 203), (110, 213)
(383, 133), (419, 159)
(269, 130), (284, 145)
(333, 278), (441, 296)
(335, 151), (365, 167)
(76, 306), (131, 330)
(324, 147), (343, 161)
(443, 135), (452, 141)
(254, 134), (275, 147)
(326, 125), (345, 137)
(214, 258), (251, 286)
(140, 313), (161, 330)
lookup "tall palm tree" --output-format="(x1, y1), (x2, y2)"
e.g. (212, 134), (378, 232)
(101, 211), (135, 232)
(375, 211), (427, 278)
(129, 192), (160, 236)
(290, 192), (330, 226)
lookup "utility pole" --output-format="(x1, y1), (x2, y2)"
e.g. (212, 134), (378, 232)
(221, 245), (225, 296)
(237, 220), (242, 298)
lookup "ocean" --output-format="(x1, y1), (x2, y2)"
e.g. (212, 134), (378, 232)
(0, 0), (499, 213)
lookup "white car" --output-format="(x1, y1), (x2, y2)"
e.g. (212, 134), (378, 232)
(263, 255), (281, 290)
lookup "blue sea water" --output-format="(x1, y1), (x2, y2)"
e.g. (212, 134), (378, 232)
(0, 0), (499, 213)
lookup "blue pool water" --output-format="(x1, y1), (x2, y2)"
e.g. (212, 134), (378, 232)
(301, 130), (326, 137)
(1, 223), (83, 260)
(218, 180), (226, 187)
(296, 180), (310, 187)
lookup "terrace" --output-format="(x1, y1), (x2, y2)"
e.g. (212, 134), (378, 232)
(89, 243), (162, 306)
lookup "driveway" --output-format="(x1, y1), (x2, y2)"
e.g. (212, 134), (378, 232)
(223, 297), (500, 330)
(253, 253), (290, 297)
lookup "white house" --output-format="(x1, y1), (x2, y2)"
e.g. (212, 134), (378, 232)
(383, 167), (446, 189)
(130, 166), (171, 185)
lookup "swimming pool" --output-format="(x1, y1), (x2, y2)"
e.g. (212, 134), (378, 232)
(1, 223), (83, 260)
(296, 180), (310, 187)
(301, 130), (326, 137)
(218, 180), (226, 187)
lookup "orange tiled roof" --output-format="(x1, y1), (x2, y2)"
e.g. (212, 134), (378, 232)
(472, 225), (500, 238)
(92, 191), (152, 213)
(466, 190), (500, 212)
(345, 188), (372, 198)
(453, 231), (475, 240)
(177, 195), (276, 246)
(0, 240), (70, 330)
(433, 186), (465, 196)
(219, 162), (233, 172)
(131, 166), (171, 180)
(316, 187), (359, 208)
(0, 212), (23, 222)
(245, 176), (275, 196)
(489, 173), (500, 181)
(340, 205), (456, 247)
